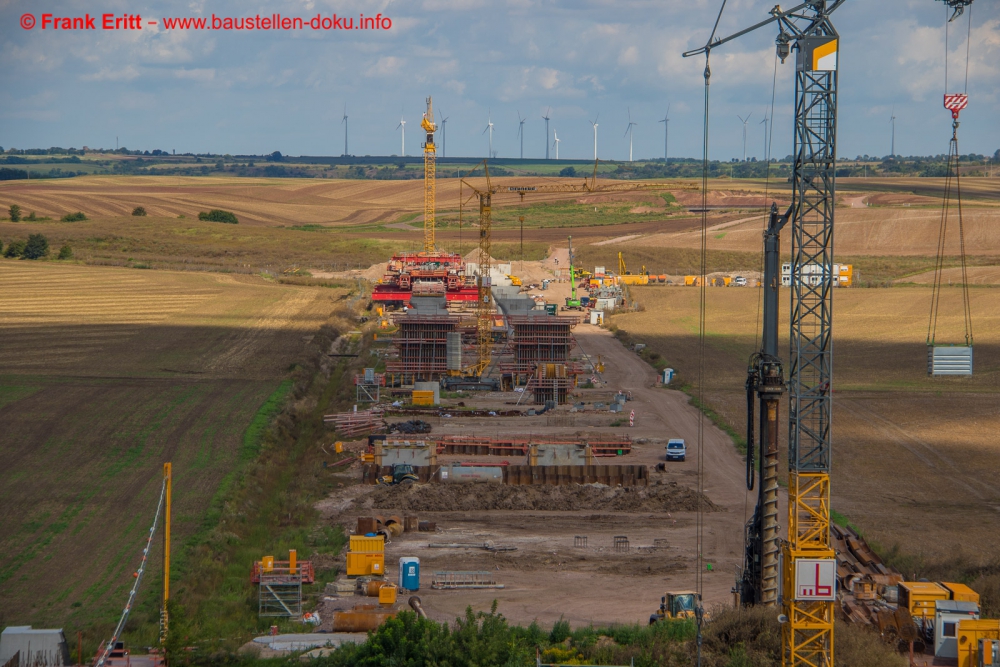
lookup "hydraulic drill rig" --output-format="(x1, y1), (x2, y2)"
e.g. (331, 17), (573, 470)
(685, 2), (845, 664)
(739, 203), (789, 608)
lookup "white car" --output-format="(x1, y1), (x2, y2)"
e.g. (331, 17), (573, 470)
(733, 276), (748, 287)
(666, 439), (686, 462)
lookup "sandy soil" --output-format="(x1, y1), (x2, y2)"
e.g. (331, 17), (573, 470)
(319, 322), (759, 627)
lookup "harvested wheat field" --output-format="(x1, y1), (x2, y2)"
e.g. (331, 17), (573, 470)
(609, 285), (1000, 561)
(0, 175), (689, 228)
(0, 261), (339, 628)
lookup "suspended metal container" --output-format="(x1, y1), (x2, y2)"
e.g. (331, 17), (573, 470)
(928, 345), (973, 376)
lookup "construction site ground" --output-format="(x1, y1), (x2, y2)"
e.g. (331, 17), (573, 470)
(318, 319), (759, 628)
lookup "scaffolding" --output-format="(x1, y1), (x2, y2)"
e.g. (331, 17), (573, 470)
(253, 561), (315, 618)
(386, 313), (461, 384)
(355, 368), (385, 403)
(497, 315), (580, 388)
(431, 571), (504, 590)
(523, 363), (571, 405)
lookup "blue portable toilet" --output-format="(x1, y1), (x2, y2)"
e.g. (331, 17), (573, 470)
(399, 557), (420, 591)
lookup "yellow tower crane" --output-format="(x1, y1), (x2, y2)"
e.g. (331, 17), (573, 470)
(421, 97), (437, 253)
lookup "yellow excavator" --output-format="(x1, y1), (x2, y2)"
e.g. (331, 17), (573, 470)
(618, 252), (649, 286)
(649, 591), (700, 624)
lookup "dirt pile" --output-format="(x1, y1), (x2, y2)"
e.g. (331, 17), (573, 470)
(364, 482), (717, 513)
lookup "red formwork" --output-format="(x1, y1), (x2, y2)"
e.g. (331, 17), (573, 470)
(423, 434), (632, 457)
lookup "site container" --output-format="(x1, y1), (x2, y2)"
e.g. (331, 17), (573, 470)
(944, 583), (981, 604)
(399, 557), (420, 591)
(350, 534), (385, 554)
(346, 552), (384, 576)
(900, 581), (949, 620)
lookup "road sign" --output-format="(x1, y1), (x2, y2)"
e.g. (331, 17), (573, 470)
(794, 558), (836, 601)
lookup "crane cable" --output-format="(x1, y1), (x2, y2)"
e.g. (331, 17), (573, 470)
(928, 5), (974, 348)
(95, 475), (168, 667)
(694, 4), (728, 665)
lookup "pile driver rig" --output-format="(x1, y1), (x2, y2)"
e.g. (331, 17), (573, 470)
(685, 1), (845, 665)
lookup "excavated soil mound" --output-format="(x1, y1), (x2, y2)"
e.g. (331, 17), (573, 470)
(365, 482), (718, 513)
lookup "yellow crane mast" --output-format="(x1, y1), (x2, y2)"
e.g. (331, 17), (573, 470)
(421, 97), (437, 253)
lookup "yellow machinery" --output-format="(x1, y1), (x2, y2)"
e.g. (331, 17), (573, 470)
(421, 97), (437, 253)
(957, 619), (1000, 667)
(617, 252), (649, 285)
(507, 275), (522, 286)
(650, 591), (700, 624)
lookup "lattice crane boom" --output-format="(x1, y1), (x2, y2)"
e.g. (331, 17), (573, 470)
(421, 96), (437, 253)
(685, 2), (846, 665)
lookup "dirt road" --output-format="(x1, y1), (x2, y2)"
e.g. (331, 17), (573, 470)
(324, 320), (758, 628)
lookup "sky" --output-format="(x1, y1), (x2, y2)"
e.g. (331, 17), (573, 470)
(1, 0), (998, 162)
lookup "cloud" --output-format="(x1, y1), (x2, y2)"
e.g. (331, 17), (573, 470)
(173, 68), (215, 82)
(81, 65), (140, 81)
(366, 56), (404, 77)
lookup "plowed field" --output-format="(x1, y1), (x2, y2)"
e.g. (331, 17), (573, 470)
(0, 262), (337, 628)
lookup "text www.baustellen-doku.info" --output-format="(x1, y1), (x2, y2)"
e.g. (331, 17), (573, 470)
(18, 12), (393, 32)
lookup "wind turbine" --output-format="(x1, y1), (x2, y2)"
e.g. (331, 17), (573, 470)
(658, 104), (670, 162)
(341, 104), (348, 156)
(760, 106), (770, 162)
(737, 112), (752, 163)
(517, 111), (526, 159)
(396, 115), (406, 157)
(624, 107), (638, 162)
(590, 114), (599, 161)
(482, 109), (494, 158)
(542, 107), (551, 159)
(440, 113), (449, 158)
(889, 107), (896, 158)
(552, 131), (560, 160)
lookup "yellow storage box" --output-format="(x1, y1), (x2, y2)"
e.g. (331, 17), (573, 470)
(350, 534), (385, 553)
(412, 391), (435, 406)
(957, 619), (1000, 667)
(378, 584), (398, 605)
(346, 552), (384, 576)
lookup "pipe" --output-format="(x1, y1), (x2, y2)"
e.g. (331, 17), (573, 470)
(409, 596), (427, 619)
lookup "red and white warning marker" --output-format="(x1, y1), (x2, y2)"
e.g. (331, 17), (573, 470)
(629, 410), (635, 427)
(944, 93), (968, 119)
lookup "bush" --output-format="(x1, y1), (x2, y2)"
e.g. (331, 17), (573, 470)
(58, 243), (73, 259)
(198, 209), (239, 224)
(560, 166), (577, 177)
(132, 206), (147, 216)
(4, 239), (25, 258)
(26, 211), (36, 221)
(9, 204), (21, 222)
(22, 233), (49, 259)
(61, 211), (87, 222)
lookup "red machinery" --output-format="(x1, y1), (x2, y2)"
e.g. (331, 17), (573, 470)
(371, 252), (479, 306)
